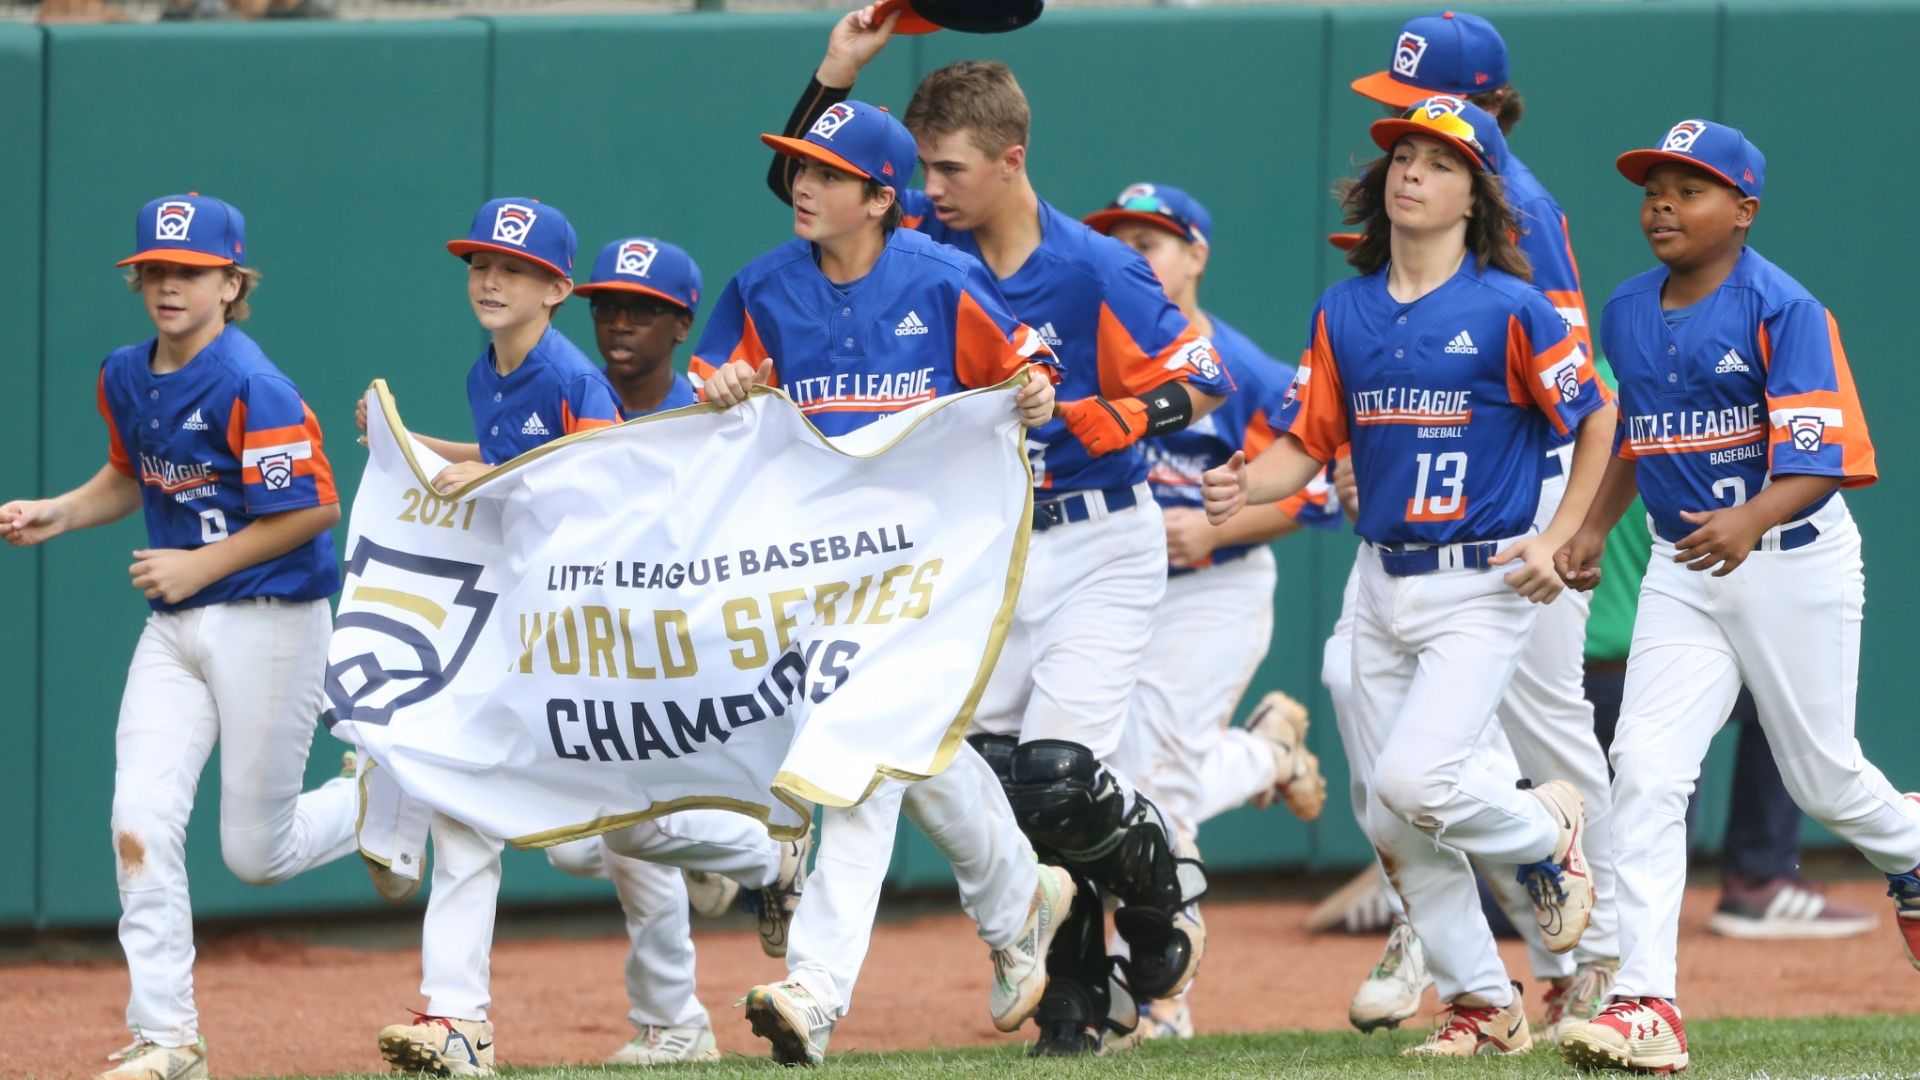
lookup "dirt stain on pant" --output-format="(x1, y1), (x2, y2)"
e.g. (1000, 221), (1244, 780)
(118, 831), (146, 879)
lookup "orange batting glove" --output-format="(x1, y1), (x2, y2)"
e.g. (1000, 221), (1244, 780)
(1057, 396), (1149, 456)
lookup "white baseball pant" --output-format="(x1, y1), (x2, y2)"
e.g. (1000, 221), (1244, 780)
(544, 838), (707, 1030)
(1117, 545), (1280, 838)
(111, 597), (359, 1046)
(786, 743), (1038, 1018)
(1609, 496), (1920, 1000)
(423, 810), (783, 1021)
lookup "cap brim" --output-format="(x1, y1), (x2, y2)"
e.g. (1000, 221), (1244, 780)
(1370, 119), (1488, 171)
(446, 240), (569, 279)
(1615, 149), (1743, 191)
(1350, 70), (1436, 108)
(572, 281), (692, 309)
(116, 249), (235, 268)
(876, 0), (943, 34)
(760, 134), (876, 181)
(1081, 208), (1198, 243)
(1327, 232), (1362, 252)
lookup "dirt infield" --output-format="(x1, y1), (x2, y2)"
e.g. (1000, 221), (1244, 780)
(4, 877), (1913, 1078)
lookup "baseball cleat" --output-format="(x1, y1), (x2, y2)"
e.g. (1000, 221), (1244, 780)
(1349, 919), (1432, 1032)
(378, 1014), (494, 1076)
(96, 1037), (208, 1080)
(1519, 779), (1594, 954)
(742, 980), (834, 1066)
(1707, 876), (1875, 940)
(683, 869), (741, 919)
(991, 864), (1075, 1032)
(1244, 690), (1327, 820)
(348, 754), (425, 906)
(746, 829), (810, 958)
(1543, 958), (1618, 1045)
(1402, 982), (1532, 1057)
(1888, 873), (1920, 972)
(605, 1018), (719, 1065)
(1138, 996), (1195, 1040)
(1560, 996), (1689, 1073)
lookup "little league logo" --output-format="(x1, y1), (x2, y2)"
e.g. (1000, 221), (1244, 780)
(1393, 31), (1429, 77)
(1790, 414), (1826, 452)
(810, 102), (858, 141)
(1554, 362), (1581, 403)
(323, 538), (497, 730)
(492, 203), (538, 247)
(616, 239), (659, 278)
(1421, 94), (1469, 119)
(155, 201), (196, 241)
(258, 451), (294, 491)
(1281, 367), (1311, 411)
(1117, 182), (1157, 205)
(1661, 120), (1708, 154)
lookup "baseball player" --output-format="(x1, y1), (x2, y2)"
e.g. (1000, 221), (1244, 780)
(766, 8), (1235, 1055)
(694, 99), (1072, 1067)
(0, 193), (358, 1080)
(1333, 11), (1622, 1040)
(534, 236), (788, 1065)
(1201, 97), (1612, 1057)
(363, 199), (806, 1076)
(1082, 183), (1333, 1039)
(1553, 120), (1920, 1074)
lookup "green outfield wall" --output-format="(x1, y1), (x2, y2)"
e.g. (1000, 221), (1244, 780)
(8, 1), (1913, 927)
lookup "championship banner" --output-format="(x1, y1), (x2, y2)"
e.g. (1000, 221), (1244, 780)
(325, 381), (1031, 850)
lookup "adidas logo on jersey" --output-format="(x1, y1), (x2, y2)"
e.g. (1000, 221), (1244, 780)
(1716, 348), (1750, 373)
(1443, 331), (1479, 355)
(181, 408), (208, 431)
(894, 310), (930, 336)
(1036, 322), (1063, 348)
(521, 412), (550, 436)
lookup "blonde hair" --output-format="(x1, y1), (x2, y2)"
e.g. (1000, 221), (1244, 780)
(905, 60), (1031, 158)
(125, 264), (261, 323)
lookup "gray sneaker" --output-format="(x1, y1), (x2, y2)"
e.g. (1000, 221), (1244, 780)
(742, 981), (834, 1066)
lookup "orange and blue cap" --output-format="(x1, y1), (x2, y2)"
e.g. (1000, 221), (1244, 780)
(118, 193), (246, 268)
(572, 237), (702, 315)
(1616, 119), (1765, 199)
(446, 197), (576, 279)
(761, 100), (918, 190)
(1351, 11), (1508, 108)
(1082, 183), (1212, 246)
(1371, 94), (1509, 174)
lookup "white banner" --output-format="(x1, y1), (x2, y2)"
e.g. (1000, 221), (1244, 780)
(325, 380), (1031, 850)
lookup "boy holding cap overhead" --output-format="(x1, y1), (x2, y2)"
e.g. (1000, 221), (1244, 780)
(769, 7), (1235, 1056)
(1555, 120), (1920, 1073)
(2, 193), (357, 1080)
(1342, 10), (1620, 1041)
(699, 96), (1072, 1068)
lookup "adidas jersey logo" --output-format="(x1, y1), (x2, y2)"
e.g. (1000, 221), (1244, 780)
(1715, 348), (1750, 373)
(1036, 321), (1063, 347)
(894, 310), (929, 336)
(181, 408), (209, 431)
(1443, 331), (1479, 355)
(521, 412), (550, 436)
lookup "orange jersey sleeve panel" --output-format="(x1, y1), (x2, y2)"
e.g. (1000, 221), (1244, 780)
(1758, 307), (1876, 487)
(1285, 310), (1348, 463)
(1094, 307), (1232, 401)
(952, 288), (1057, 390)
(689, 308), (782, 400)
(1505, 313), (1608, 436)
(98, 370), (134, 477)
(227, 391), (338, 514)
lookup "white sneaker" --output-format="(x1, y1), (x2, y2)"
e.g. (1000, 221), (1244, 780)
(683, 869), (740, 918)
(1349, 920), (1433, 1032)
(751, 831), (811, 958)
(742, 980), (834, 1066)
(990, 865), (1075, 1032)
(378, 1014), (494, 1075)
(605, 1021), (719, 1065)
(1522, 779), (1595, 955)
(96, 1037), (208, 1080)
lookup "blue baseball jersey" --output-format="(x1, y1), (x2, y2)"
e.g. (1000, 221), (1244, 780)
(1506, 152), (1593, 453)
(688, 227), (1053, 437)
(624, 371), (698, 418)
(1280, 261), (1609, 546)
(467, 326), (623, 464)
(1602, 247), (1876, 543)
(1145, 314), (1336, 573)
(96, 325), (340, 612)
(897, 193), (1234, 492)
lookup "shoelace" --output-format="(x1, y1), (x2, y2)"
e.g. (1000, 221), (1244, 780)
(1434, 1003), (1500, 1042)
(1516, 859), (1569, 906)
(1887, 870), (1920, 908)
(1594, 997), (1650, 1026)
(107, 1039), (155, 1063)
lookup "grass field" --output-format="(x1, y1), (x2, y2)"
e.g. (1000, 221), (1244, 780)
(302, 1016), (1919, 1080)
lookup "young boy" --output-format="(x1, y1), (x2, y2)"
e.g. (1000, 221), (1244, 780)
(765, 7), (1236, 1054)
(2, 193), (356, 1080)
(1555, 120), (1920, 1073)
(698, 98), (1071, 1067)
(573, 236), (702, 417)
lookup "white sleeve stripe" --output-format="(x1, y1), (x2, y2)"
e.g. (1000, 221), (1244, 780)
(1768, 407), (1845, 428)
(1555, 305), (1589, 328)
(242, 441), (313, 467)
